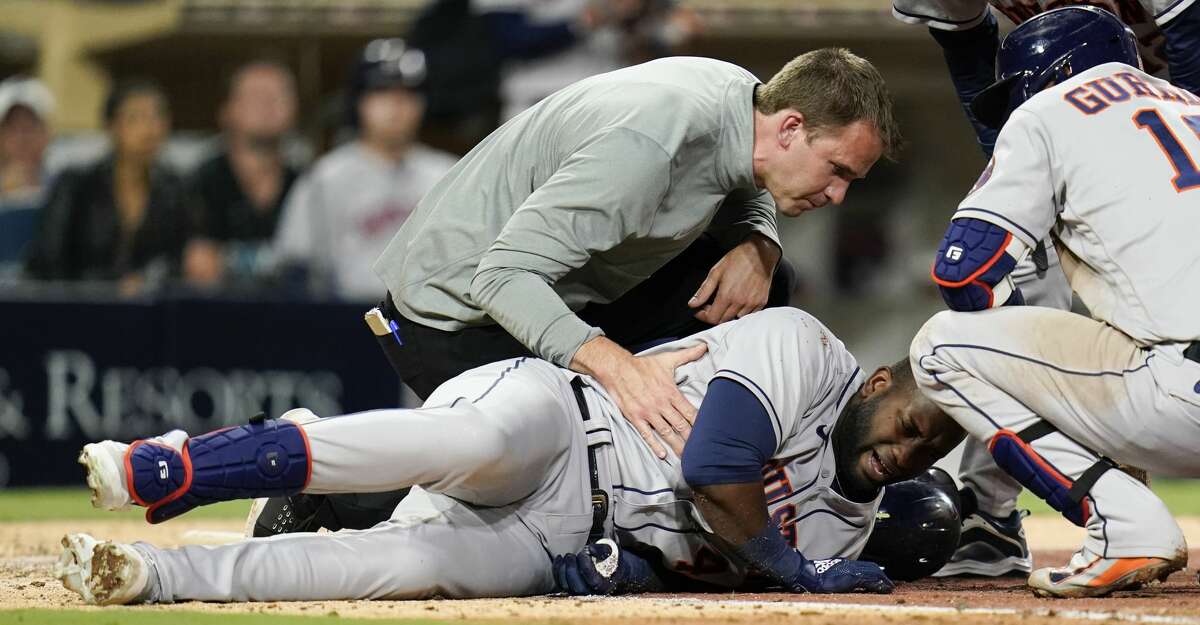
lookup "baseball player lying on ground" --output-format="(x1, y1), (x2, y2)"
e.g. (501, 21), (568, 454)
(54, 307), (964, 604)
(915, 7), (1200, 599)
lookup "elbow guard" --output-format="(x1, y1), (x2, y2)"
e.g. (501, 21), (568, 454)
(932, 217), (1027, 311)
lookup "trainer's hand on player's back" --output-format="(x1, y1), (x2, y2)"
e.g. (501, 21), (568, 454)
(571, 336), (707, 458)
(690, 234), (781, 325)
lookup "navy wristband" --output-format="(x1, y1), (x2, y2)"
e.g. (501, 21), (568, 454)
(735, 520), (807, 586)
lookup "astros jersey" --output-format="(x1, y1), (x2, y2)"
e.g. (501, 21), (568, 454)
(580, 308), (877, 587)
(892, 0), (1197, 77)
(955, 63), (1200, 345)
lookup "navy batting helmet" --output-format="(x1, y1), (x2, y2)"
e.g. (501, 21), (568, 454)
(859, 467), (962, 581)
(971, 6), (1140, 129)
(346, 38), (427, 128)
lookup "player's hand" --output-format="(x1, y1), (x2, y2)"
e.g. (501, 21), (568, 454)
(689, 234), (781, 325)
(570, 337), (706, 458)
(553, 540), (661, 595)
(795, 558), (894, 594)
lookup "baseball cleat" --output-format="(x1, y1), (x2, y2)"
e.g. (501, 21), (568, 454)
(54, 533), (152, 605)
(245, 493), (328, 537)
(78, 441), (132, 511)
(933, 508), (1032, 577)
(78, 430), (188, 512)
(1028, 554), (1184, 598)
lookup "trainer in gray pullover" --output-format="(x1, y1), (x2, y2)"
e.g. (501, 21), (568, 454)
(374, 56), (777, 367)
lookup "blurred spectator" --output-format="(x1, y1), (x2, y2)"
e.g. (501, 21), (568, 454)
(26, 80), (187, 295)
(0, 76), (54, 279)
(476, 0), (702, 120)
(273, 39), (456, 302)
(183, 60), (300, 289)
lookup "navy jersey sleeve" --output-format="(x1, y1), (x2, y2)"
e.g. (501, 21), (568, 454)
(481, 11), (580, 60)
(1162, 0), (1200, 96)
(681, 378), (777, 486)
(928, 11), (1001, 156)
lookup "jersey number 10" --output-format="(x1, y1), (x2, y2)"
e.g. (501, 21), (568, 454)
(1134, 109), (1200, 192)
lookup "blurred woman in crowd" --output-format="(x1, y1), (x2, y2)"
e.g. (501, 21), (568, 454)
(0, 76), (55, 279)
(26, 80), (188, 295)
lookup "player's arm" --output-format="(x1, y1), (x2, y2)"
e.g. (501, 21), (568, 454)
(892, 0), (998, 155)
(681, 378), (893, 594)
(932, 110), (1058, 311)
(1157, 0), (1200, 96)
(931, 215), (1029, 311)
(928, 11), (1001, 156)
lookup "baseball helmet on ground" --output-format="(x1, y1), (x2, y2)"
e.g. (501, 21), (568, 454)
(859, 467), (962, 581)
(971, 6), (1141, 129)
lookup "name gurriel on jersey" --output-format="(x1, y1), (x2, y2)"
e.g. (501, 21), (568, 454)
(1064, 70), (1200, 115)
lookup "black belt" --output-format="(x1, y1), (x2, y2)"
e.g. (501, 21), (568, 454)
(570, 376), (609, 543)
(1185, 342), (1200, 364)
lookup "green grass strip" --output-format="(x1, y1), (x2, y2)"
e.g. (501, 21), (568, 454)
(0, 488), (248, 522)
(1019, 478), (1200, 515)
(0, 609), (477, 625)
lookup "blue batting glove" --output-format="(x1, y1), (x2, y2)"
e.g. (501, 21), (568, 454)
(798, 557), (895, 594)
(553, 540), (660, 595)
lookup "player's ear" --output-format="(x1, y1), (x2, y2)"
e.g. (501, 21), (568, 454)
(861, 366), (893, 398)
(778, 111), (804, 149)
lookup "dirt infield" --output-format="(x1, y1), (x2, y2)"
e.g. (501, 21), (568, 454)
(3, 516), (1199, 624)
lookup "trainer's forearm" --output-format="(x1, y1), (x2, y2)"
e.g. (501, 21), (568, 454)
(470, 264), (603, 368)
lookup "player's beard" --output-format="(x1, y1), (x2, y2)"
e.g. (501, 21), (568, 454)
(831, 392), (884, 503)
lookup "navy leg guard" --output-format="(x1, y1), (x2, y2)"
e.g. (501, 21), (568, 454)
(125, 419), (311, 524)
(988, 428), (1090, 527)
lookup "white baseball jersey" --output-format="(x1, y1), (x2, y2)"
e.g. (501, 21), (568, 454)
(892, 0), (1197, 76)
(955, 63), (1200, 345)
(583, 308), (877, 587)
(274, 142), (457, 301)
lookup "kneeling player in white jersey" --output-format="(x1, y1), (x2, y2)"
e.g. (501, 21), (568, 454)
(893, 0), (1200, 580)
(912, 6), (1200, 598)
(53, 307), (964, 604)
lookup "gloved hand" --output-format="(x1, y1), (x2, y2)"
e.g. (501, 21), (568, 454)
(794, 557), (895, 594)
(552, 539), (662, 595)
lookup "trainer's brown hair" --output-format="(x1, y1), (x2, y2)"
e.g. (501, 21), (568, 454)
(756, 48), (902, 161)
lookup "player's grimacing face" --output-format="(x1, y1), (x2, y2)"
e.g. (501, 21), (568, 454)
(765, 118), (883, 217)
(835, 370), (964, 497)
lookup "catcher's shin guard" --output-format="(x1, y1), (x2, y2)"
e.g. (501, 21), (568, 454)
(988, 423), (1112, 527)
(126, 419), (311, 524)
